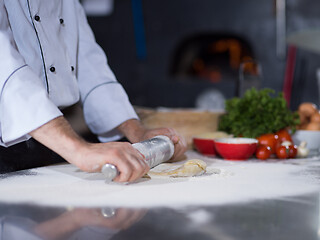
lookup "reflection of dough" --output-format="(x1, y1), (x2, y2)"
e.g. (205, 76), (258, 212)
(148, 159), (207, 177)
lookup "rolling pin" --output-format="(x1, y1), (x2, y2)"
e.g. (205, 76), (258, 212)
(101, 135), (175, 181)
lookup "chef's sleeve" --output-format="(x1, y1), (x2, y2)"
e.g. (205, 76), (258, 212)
(0, 4), (62, 147)
(75, 1), (138, 142)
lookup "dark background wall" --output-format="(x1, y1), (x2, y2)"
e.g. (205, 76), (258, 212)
(86, 0), (320, 110)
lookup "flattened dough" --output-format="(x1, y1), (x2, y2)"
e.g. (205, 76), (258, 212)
(148, 159), (207, 177)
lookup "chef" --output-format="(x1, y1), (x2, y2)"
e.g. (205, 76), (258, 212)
(0, 0), (187, 182)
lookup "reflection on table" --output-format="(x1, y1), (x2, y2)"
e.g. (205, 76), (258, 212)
(0, 192), (319, 240)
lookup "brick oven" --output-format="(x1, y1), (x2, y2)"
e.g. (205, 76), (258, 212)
(86, 0), (320, 110)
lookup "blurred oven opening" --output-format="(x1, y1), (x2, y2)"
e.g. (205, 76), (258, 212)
(170, 33), (256, 90)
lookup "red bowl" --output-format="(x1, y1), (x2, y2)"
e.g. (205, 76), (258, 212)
(193, 137), (216, 156)
(214, 138), (258, 160)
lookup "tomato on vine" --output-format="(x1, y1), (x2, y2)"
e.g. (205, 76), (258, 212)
(257, 133), (278, 153)
(256, 145), (272, 160)
(288, 145), (298, 158)
(276, 146), (289, 159)
(276, 129), (293, 143)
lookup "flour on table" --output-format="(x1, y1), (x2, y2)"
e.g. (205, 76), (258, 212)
(0, 151), (319, 208)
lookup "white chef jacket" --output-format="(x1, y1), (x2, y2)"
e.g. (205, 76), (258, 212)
(0, 0), (138, 147)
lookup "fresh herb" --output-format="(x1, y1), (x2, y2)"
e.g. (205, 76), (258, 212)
(218, 88), (300, 138)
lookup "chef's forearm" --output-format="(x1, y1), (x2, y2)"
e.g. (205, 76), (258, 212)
(117, 119), (147, 143)
(29, 116), (149, 179)
(29, 116), (87, 165)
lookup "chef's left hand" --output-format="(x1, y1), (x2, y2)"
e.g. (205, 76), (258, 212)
(137, 127), (187, 161)
(117, 119), (187, 161)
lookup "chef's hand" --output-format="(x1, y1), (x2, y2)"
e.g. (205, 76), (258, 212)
(76, 141), (149, 182)
(117, 119), (187, 161)
(29, 116), (149, 182)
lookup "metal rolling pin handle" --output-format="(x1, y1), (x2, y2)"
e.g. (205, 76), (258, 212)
(101, 135), (174, 182)
(101, 164), (119, 182)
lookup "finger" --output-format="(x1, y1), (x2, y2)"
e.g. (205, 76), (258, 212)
(173, 141), (186, 159)
(120, 147), (148, 182)
(172, 136), (187, 160)
(108, 144), (140, 182)
(113, 161), (133, 183)
(164, 127), (177, 138)
(171, 135), (180, 144)
(127, 154), (149, 182)
(166, 128), (182, 145)
(135, 151), (150, 176)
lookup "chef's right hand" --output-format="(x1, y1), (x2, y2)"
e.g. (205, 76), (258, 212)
(75, 142), (149, 182)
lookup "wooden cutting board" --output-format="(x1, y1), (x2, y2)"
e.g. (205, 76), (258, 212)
(135, 106), (224, 149)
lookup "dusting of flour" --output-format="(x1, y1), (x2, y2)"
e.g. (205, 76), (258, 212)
(0, 151), (319, 208)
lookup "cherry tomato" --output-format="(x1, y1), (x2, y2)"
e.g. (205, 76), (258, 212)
(276, 146), (289, 159)
(257, 133), (278, 154)
(255, 145), (272, 160)
(288, 145), (298, 158)
(276, 129), (293, 143)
